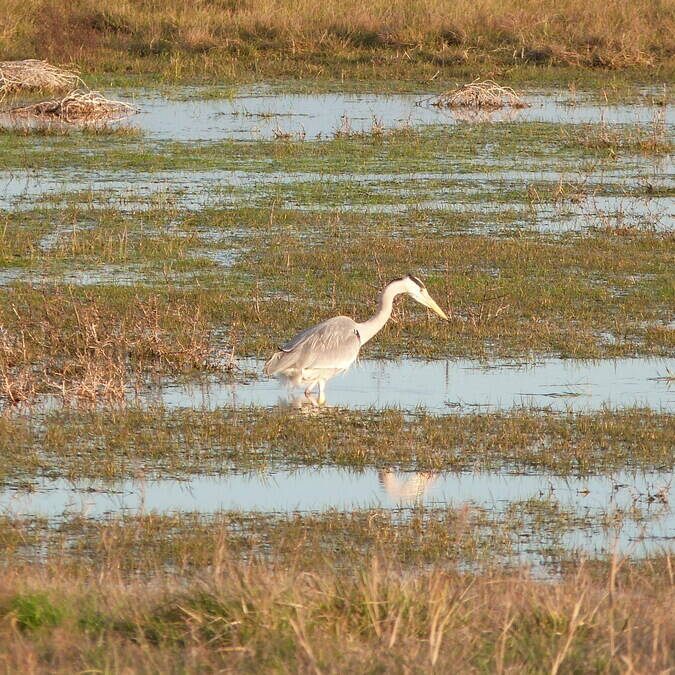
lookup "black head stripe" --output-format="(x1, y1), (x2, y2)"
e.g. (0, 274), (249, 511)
(407, 273), (426, 289)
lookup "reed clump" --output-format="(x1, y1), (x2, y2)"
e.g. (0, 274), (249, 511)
(423, 79), (529, 108)
(0, 287), (228, 406)
(8, 89), (139, 123)
(0, 59), (82, 99)
(564, 113), (674, 156)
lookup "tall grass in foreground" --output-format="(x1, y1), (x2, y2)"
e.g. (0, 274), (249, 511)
(0, 553), (672, 672)
(1, 0), (673, 79)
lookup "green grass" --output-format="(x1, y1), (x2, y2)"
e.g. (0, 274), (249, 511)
(1, 407), (672, 481)
(1, 121), (671, 175)
(6, 593), (65, 632)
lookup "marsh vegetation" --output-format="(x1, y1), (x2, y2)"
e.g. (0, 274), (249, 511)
(2, 0), (673, 84)
(0, 11), (673, 669)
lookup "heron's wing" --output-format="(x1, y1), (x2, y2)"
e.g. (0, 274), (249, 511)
(264, 316), (361, 375)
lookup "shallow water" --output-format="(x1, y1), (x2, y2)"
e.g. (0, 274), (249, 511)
(2, 88), (671, 142)
(159, 357), (675, 413)
(4, 162), (670, 214)
(110, 88), (675, 141)
(3, 467), (672, 562)
(1, 87), (672, 232)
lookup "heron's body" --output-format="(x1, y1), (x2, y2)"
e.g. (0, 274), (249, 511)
(264, 274), (447, 402)
(263, 315), (361, 394)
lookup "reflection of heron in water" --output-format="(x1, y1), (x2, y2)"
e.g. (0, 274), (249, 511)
(264, 274), (448, 404)
(378, 470), (437, 503)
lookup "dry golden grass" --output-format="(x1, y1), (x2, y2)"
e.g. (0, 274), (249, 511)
(0, 287), (230, 406)
(425, 79), (529, 108)
(0, 59), (82, 98)
(0, 0), (672, 78)
(0, 549), (672, 673)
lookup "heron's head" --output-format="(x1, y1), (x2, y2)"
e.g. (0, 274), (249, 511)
(399, 273), (448, 320)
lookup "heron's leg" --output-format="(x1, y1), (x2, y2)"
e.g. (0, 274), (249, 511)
(317, 381), (326, 405)
(304, 382), (316, 398)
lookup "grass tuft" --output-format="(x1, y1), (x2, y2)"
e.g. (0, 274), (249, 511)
(5, 593), (64, 632)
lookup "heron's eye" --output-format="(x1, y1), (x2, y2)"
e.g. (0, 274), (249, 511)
(408, 274), (425, 289)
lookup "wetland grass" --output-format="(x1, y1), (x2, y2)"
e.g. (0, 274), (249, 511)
(0, 119), (142, 137)
(2, 0), (673, 85)
(562, 114), (674, 157)
(0, 285), (233, 405)
(0, 406), (672, 480)
(1, 205), (673, 366)
(1, 119), (669, 174)
(0, 9), (672, 668)
(0, 519), (671, 672)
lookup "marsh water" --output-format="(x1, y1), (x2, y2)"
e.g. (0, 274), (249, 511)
(3, 467), (673, 564)
(1, 84), (673, 568)
(161, 356), (675, 413)
(4, 88), (671, 141)
(1, 88), (673, 234)
(2, 354), (673, 565)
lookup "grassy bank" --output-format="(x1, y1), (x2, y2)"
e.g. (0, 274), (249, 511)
(0, 545), (672, 672)
(1, 0), (673, 85)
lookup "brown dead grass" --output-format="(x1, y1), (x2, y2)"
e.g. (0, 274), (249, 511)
(424, 79), (529, 108)
(0, 59), (82, 99)
(8, 89), (138, 123)
(0, 548), (672, 673)
(0, 287), (230, 406)
(0, 0), (672, 77)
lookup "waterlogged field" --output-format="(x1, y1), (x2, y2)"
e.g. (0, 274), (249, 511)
(0, 80), (673, 671)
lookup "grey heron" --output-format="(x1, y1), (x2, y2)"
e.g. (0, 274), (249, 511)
(264, 274), (448, 402)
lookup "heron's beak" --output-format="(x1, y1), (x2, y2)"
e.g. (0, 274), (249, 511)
(419, 290), (449, 320)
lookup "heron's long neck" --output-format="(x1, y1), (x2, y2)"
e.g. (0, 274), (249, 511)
(356, 280), (403, 345)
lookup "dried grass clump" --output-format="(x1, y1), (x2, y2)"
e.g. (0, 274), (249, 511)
(567, 114), (673, 156)
(0, 289), (228, 408)
(425, 79), (529, 109)
(8, 89), (139, 123)
(0, 59), (83, 99)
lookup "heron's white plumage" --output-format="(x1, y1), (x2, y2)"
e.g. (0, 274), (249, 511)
(264, 316), (361, 388)
(264, 274), (447, 401)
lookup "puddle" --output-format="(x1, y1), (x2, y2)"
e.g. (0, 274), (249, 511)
(159, 357), (675, 413)
(0, 268), (26, 286)
(2, 468), (672, 563)
(103, 88), (674, 141)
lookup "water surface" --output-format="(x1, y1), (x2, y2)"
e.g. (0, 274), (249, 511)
(160, 357), (675, 413)
(3, 467), (672, 563)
